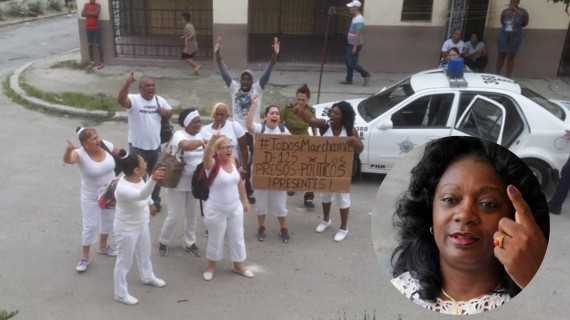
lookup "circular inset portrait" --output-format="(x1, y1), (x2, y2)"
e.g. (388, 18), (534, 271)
(372, 136), (550, 315)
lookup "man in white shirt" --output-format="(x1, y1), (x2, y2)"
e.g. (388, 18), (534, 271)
(117, 73), (173, 210)
(441, 29), (465, 59)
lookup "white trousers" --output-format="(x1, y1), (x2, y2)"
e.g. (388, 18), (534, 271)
(203, 202), (246, 262)
(113, 222), (157, 298)
(81, 198), (114, 246)
(158, 189), (199, 247)
(254, 190), (288, 217)
(321, 192), (351, 209)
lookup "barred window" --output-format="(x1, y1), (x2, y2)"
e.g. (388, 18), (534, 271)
(401, 0), (433, 21)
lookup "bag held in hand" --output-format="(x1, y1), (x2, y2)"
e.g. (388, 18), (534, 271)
(156, 141), (185, 188)
(156, 96), (173, 144)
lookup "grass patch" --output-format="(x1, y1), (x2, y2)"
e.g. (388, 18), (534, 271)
(50, 60), (93, 72)
(28, 0), (45, 16)
(0, 309), (19, 320)
(47, 0), (62, 12)
(7, 2), (27, 17)
(19, 82), (119, 112)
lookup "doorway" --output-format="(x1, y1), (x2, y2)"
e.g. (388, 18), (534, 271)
(463, 0), (490, 41)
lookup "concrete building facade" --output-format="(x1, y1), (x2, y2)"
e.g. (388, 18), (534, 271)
(77, 0), (570, 77)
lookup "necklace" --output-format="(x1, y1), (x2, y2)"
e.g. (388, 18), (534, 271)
(441, 288), (464, 315)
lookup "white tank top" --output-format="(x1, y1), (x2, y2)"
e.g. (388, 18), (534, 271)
(323, 122), (348, 137)
(206, 163), (240, 210)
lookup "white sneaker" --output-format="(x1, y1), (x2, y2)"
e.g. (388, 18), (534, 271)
(315, 220), (331, 233)
(334, 229), (349, 242)
(144, 277), (166, 287)
(75, 258), (90, 272)
(115, 294), (139, 305)
(203, 271), (214, 281)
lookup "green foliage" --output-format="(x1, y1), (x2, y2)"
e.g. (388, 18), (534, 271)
(7, 2), (27, 17)
(28, 0), (45, 16)
(20, 82), (120, 112)
(0, 309), (20, 320)
(548, 0), (570, 13)
(47, 0), (62, 12)
(50, 60), (92, 71)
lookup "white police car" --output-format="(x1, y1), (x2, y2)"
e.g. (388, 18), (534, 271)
(314, 69), (570, 188)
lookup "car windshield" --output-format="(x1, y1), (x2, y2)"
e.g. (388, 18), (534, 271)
(358, 79), (415, 122)
(520, 86), (566, 121)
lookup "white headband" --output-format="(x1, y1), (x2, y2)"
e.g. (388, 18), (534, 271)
(183, 110), (200, 128)
(76, 127), (86, 137)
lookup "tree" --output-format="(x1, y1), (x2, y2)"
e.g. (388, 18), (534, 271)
(548, 0), (570, 13)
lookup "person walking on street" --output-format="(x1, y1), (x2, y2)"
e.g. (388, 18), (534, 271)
(63, 127), (120, 272)
(293, 101), (364, 242)
(281, 84), (318, 208)
(496, 0), (529, 78)
(201, 132), (253, 281)
(158, 109), (204, 257)
(81, 0), (104, 69)
(65, 0), (73, 18)
(340, 0), (371, 86)
(181, 12), (201, 75)
(246, 98), (291, 243)
(117, 73), (173, 211)
(214, 36), (280, 204)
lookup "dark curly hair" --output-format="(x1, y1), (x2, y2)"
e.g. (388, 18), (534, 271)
(330, 101), (356, 136)
(391, 136), (549, 302)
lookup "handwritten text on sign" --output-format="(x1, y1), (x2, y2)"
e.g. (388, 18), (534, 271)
(252, 134), (354, 192)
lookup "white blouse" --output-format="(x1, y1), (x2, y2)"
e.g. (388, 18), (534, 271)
(391, 272), (511, 315)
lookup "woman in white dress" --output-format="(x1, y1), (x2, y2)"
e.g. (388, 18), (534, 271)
(63, 127), (120, 272)
(293, 101), (364, 242)
(390, 136), (549, 315)
(158, 108), (204, 257)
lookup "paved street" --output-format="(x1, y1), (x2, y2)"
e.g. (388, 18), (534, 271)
(1, 15), (570, 320)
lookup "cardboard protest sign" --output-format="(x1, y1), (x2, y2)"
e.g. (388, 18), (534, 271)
(252, 134), (354, 192)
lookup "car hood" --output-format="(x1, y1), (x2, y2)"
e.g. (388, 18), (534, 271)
(313, 98), (368, 125)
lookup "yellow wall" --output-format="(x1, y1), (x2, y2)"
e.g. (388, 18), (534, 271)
(487, 0), (570, 29)
(77, 0), (110, 20)
(213, 0), (248, 24)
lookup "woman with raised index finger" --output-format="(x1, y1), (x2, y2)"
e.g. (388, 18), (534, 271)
(391, 136), (548, 315)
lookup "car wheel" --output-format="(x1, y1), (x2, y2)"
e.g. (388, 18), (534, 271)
(523, 159), (551, 189)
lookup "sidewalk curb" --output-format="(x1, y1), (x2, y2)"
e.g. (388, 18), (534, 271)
(0, 11), (72, 28)
(9, 52), (111, 119)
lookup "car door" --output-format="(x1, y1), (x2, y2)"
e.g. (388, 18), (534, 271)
(451, 95), (507, 145)
(366, 93), (456, 172)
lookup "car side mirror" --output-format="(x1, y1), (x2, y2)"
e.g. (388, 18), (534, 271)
(378, 121), (393, 130)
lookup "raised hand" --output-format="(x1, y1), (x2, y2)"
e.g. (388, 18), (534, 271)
(66, 139), (76, 152)
(126, 71), (137, 85)
(151, 166), (167, 181)
(272, 37), (280, 56)
(493, 185), (548, 289)
(214, 37), (222, 54)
